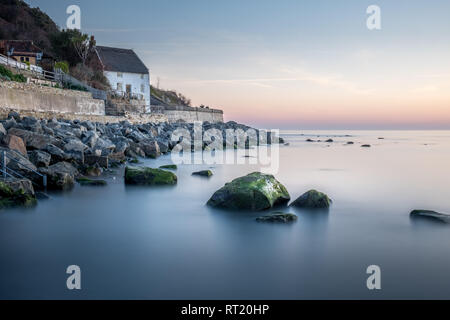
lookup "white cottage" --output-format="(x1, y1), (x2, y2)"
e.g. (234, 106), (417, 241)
(94, 46), (151, 112)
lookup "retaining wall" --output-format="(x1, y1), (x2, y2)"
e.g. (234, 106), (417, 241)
(0, 81), (105, 115)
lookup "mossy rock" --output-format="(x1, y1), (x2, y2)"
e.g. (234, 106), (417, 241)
(0, 181), (37, 209)
(290, 190), (332, 208)
(256, 212), (298, 223)
(129, 158), (140, 164)
(207, 172), (290, 211)
(192, 170), (213, 177)
(124, 166), (177, 185)
(76, 177), (107, 186)
(159, 164), (177, 170)
(410, 210), (450, 223)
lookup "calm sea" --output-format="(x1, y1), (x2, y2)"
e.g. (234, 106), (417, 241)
(1, 130), (450, 299)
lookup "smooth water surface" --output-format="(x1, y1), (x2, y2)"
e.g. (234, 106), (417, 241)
(1, 130), (450, 299)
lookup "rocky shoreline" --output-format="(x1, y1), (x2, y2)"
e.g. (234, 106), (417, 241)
(0, 110), (282, 208)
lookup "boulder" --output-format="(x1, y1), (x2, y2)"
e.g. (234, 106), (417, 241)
(92, 137), (115, 156)
(84, 155), (109, 168)
(29, 150), (51, 167)
(410, 210), (450, 223)
(42, 162), (79, 190)
(3, 179), (35, 196)
(127, 130), (148, 143)
(156, 137), (170, 153)
(256, 212), (298, 223)
(8, 128), (59, 150)
(45, 144), (70, 163)
(63, 139), (88, 163)
(139, 139), (161, 158)
(2, 148), (37, 174)
(207, 172), (290, 211)
(290, 190), (332, 208)
(124, 166), (177, 185)
(8, 111), (20, 121)
(81, 131), (99, 148)
(0, 123), (6, 139)
(0, 180), (37, 209)
(2, 118), (16, 130)
(192, 170), (213, 177)
(361, 144), (371, 148)
(4, 134), (27, 157)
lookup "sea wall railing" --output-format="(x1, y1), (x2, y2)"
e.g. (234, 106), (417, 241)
(1, 149), (47, 188)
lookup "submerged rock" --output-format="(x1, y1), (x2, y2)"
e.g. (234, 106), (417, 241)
(290, 190), (332, 209)
(159, 164), (177, 170)
(76, 177), (107, 186)
(192, 170), (213, 177)
(256, 212), (298, 223)
(124, 166), (177, 185)
(207, 172), (290, 211)
(0, 180), (37, 209)
(410, 210), (450, 223)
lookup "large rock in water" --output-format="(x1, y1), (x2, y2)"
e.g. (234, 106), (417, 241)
(124, 166), (177, 185)
(0, 180), (37, 209)
(290, 190), (332, 208)
(41, 162), (79, 190)
(410, 210), (450, 223)
(207, 172), (290, 211)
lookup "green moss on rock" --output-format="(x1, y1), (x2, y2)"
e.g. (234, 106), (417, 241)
(0, 181), (37, 209)
(256, 212), (298, 223)
(207, 172), (290, 211)
(125, 166), (177, 185)
(76, 177), (107, 186)
(290, 190), (332, 208)
(192, 170), (213, 177)
(159, 164), (177, 170)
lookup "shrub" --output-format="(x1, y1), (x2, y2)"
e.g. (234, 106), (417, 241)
(0, 65), (14, 79)
(54, 61), (69, 73)
(11, 74), (26, 82)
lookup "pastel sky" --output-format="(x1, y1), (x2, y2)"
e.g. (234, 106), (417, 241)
(29, 0), (450, 129)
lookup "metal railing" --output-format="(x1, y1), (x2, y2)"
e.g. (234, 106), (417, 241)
(55, 69), (107, 100)
(110, 90), (144, 100)
(1, 149), (47, 188)
(0, 53), (43, 73)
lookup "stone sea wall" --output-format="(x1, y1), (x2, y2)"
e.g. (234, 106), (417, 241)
(0, 81), (105, 116)
(151, 105), (224, 123)
(0, 107), (168, 124)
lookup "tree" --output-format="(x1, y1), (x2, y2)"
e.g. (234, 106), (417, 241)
(71, 32), (95, 65)
(50, 29), (82, 66)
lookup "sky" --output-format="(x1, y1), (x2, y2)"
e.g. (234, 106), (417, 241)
(27, 0), (450, 129)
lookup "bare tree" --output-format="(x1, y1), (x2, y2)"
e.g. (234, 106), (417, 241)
(71, 33), (95, 65)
